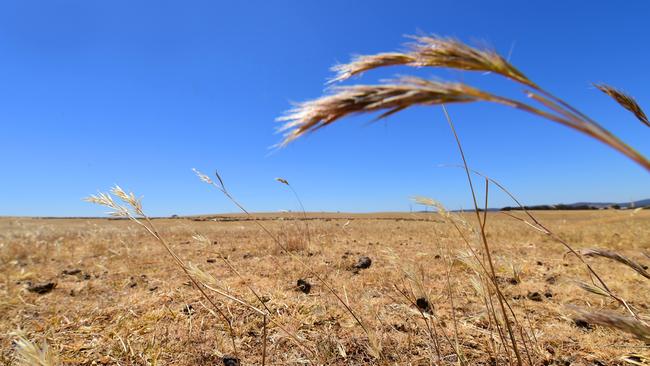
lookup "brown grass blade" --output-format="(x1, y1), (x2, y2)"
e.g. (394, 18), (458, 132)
(595, 84), (650, 127)
(581, 248), (650, 280)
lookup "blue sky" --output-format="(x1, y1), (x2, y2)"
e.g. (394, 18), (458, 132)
(1, 1), (648, 216)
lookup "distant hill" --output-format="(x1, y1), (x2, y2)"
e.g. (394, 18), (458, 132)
(501, 199), (650, 211)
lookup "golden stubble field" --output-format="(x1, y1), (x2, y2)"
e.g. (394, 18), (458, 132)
(1, 210), (649, 365)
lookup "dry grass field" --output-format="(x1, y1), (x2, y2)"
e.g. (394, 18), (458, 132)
(2, 210), (649, 365)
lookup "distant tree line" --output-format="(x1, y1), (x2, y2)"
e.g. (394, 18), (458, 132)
(500, 204), (649, 211)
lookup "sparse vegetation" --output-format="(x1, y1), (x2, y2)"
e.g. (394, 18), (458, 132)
(2, 34), (648, 365)
(2, 211), (649, 364)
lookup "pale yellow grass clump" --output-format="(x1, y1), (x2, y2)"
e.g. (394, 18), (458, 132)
(10, 331), (56, 366)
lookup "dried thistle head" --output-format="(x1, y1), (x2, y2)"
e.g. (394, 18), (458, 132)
(594, 83), (649, 127)
(278, 78), (495, 144)
(331, 35), (534, 87)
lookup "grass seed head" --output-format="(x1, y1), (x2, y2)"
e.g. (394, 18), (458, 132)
(278, 78), (493, 145)
(594, 83), (649, 127)
(330, 35), (534, 87)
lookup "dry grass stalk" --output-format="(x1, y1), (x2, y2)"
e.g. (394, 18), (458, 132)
(11, 331), (56, 366)
(439, 166), (641, 322)
(413, 196), (527, 364)
(595, 83), (649, 127)
(275, 177), (312, 250)
(440, 105), (526, 365)
(581, 248), (650, 280)
(571, 308), (650, 343)
(85, 186), (240, 358)
(280, 34), (650, 172)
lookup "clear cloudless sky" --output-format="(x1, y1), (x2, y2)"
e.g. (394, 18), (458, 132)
(1, 1), (649, 216)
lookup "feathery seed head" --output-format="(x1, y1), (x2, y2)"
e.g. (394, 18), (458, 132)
(192, 234), (211, 246)
(407, 35), (534, 87)
(595, 83), (649, 127)
(84, 185), (142, 217)
(330, 52), (416, 83)
(278, 78), (492, 145)
(84, 191), (129, 217)
(110, 185), (143, 214)
(192, 168), (213, 184)
(330, 35), (534, 87)
(11, 331), (56, 366)
(186, 262), (218, 287)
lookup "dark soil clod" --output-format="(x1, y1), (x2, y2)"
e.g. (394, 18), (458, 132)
(296, 279), (311, 294)
(574, 318), (593, 330)
(27, 282), (56, 294)
(222, 356), (240, 366)
(206, 258), (216, 263)
(181, 304), (195, 316)
(415, 297), (432, 314)
(527, 291), (543, 302)
(62, 269), (81, 275)
(355, 256), (372, 269)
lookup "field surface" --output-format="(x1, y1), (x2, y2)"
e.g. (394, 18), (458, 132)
(1, 211), (649, 365)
